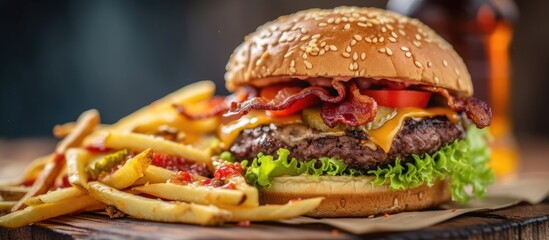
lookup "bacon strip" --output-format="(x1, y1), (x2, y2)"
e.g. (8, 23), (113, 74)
(175, 86), (257, 120)
(224, 80), (347, 119)
(418, 86), (492, 128)
(321, 82), (377, 127)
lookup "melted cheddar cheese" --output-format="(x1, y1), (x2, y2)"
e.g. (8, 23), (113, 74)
(219, 108), (459, 152)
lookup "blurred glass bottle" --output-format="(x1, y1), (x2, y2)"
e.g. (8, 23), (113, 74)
(388, 0), (519, 178)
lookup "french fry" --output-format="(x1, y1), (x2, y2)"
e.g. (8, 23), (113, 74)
(24, 187), (85, 206)
(100, 148), (152, 189)
(53, 122), (75, 138)
(227, 176), (259, 207)
(104, 131), (210, 164)
(132, 165), (207, 186)
(66, 148), (92, 190)
(131, 112), (220, 135)
(112, 81), (215, 132)
(221, 197), (324, 222)
(88, 182), (230, 225)
(11, 156), (65, 212)
(0, 186), (29, 201)
(12, 109), (100, 211)
(0, 155), (51, 187)
(0, 195), (99, 229)
(133, 183), (245, 206)
(0, 201), (16, 213)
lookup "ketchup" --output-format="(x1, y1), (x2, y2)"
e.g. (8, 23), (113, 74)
(213, 162), (244, 180)
(85, 144), (113, 154)
(152, 153), (210, 176)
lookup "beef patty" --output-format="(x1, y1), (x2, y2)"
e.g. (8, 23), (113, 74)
(229, 116), (465, 171)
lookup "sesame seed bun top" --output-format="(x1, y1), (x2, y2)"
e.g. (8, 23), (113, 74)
(224, 7), (473, 96)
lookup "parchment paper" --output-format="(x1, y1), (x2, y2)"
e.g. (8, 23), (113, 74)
(279, 172), (549, 234)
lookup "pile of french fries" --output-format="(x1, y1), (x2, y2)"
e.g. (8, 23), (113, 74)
(0, 81), (322, 228)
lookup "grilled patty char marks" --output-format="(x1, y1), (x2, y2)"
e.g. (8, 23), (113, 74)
(229, 116), (465, 171)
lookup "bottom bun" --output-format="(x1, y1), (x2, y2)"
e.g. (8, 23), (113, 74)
(259, 176), (451, 217)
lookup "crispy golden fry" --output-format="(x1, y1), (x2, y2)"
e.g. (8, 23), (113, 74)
(131, 112), (220, 135)
(55, 109), (100, 154)
(66, 148), (92, 190)
(132, 165), (207, 186)
(104, 132), (210, 164)
(227, 176), (259, 207)
(221, 197), (324, 222)
(53, 122), (75, 138)
(0, 195), (99, 228)
(0, 155), (50, 187)
(133, 183), (245, 206)
(88, 182), (230, 225)
(11, 156), (65, 212)
(24, 187), (85, 206)
(112, 81), (215, 132)
(0, 201), (16, 213)
(13, 110), (100, 212)
(0, 186), (29, 201)
(100, 148), (152, 189)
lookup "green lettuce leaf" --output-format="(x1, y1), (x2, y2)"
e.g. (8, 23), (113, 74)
(233, 125), (494, 203)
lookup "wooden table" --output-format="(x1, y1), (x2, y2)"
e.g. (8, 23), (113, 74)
(1, 136), (549, 239)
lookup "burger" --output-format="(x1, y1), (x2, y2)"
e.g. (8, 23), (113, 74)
(179, 7), (494, 217)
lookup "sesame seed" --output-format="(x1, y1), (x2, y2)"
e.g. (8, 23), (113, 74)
(284, 52), (292, 58)
(365, 37), (372, 43)
(301, 36), (310, 41)
(353, 52), (358, 60)
(434, 77), (439, 83)
(405, 52), (412, 58)
(400, 46), (409, 51)
(302, 53), (308, 59)
(346, 45), (351, 52)
(327, 18), (335, 24)
(342, 17), (349, 22)
(329, 45), (338, 51)
(389, 37), (397, 42)
(399, 29), (406, 36)
(386, 24), (394, 30)
(455, 68), (460, 75)
(301, 28), (308, 34)
(349, 62), (354, 71)
(413, 40), (421, 47)
(379, 48), (386, 53)
(320, 42), (326, 47)
(351, 39), (357, 46)
(373, 37), (378, 43)
(415, 34), (422, 40)
(391, 31), (398, 38)
(353, 62), (358, 70)
(312, 34), (321, 39)
(358, 16), (366, 22)
(414, 60), (423, 68)
(427, 61), (432, 67)
(386, 47), (393, 56)
(358, 22), (368, 27)
(381, 26), (387, 32)
(342, 52), (350, 58)
(379, 37), (385, 42)
(290, 60), (295, 67)
(443, 60), (448, 67)
(360, 69), (366, 76)
(304, 60), (313, 69)
(335, 18), (341, 24)
(354, 35), (363, 41)
(344, 23), (351, 30)
(319, 22), (327, 27)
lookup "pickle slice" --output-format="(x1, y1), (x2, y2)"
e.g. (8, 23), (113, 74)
(85, 149), (128, 179)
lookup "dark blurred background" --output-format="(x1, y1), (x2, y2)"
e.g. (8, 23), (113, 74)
(1, 0), (548, 138)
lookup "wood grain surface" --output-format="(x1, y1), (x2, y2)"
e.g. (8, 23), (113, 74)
(1, 137), (549, 239)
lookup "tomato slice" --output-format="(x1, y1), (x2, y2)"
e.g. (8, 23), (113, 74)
(360, 89), (431, 108)
(260, 85), (319, 117)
